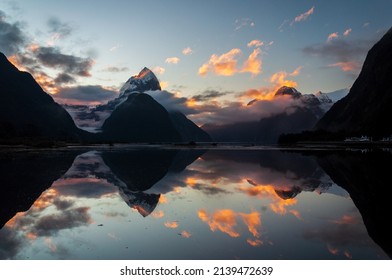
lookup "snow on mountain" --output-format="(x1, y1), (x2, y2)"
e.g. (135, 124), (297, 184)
(63, 67), (162, 133)
(322, 88), (349, 102)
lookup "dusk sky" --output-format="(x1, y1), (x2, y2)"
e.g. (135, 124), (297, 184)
(1, 0), (391, 123)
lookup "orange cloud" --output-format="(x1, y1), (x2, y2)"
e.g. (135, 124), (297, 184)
(343, 28), (352, 36)
(159, 81), (169, 90)
(181, 230), (192, 238)
(247, 40), (264, 48)
(239, 212), (261, 238)
(241, 48), (262, 76)
(8, 55), (27, 71)
(294, 6), (315, 23)
(164, 221), (179, 228)
(238, 184), (297, 215)
(34, 72), (59, 94)
(327, 32), (339, 42)
(198, 209), (240, 237)
(182, 47), (193, 55)
(198, 48), (241, 76)
(198, 209), (263, 241)
(289, 209), (303, 220)
(241, 69), (299, 101)
(328, 61), (360, 72)
(247, 238), (263, 247)
(152, 210), (165, 219)
(186, 177), (198, 187)
(159, 195), (168, 204)
(289, 66), (303, 77)
(165, 57), (180, 64)
(199, 48), (262, 77)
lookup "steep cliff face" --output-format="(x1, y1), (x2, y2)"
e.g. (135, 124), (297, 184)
(316, 28), (392, 137)
(0, 53), (82, 141)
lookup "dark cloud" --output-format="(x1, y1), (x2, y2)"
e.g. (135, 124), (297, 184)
(32, 207), (91, 236)
(145, 90), (197, 115)
(47, 17), (73, 38)
(55, 85), (118, 104)
(192, 90), (232, 102)
(34, 46), (93, 77)
(0, 10), (26, 55)
(53, 180), (118, 199)
(54, 73), (76, 84)
(191, 184), (231, 195)
(302, 38), (377, 63)
(53, 198), (74, 210)
(102, 66), (129, 73)
(0, 227), (24, 259)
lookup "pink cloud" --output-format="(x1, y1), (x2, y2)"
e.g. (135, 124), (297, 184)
(247, 40), (264, 48)
(165, 57), (180, 64)
(343, 28), (352, 36)
(327, 32), (339, 42)
(328, 61), (360, 72)
(182, 47), (193, 55)
(293, 6), (315, 23)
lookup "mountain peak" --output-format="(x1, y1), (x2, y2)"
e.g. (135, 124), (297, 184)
(120, 67), (161, 96)
(275, 86), (302, 98)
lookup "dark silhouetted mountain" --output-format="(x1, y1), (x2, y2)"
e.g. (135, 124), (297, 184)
(204, 86), (331, 144)
(316, 28), (392, 138)
(0, 150), (79, 229)
(101, 149), (205, 216)
(0, 53), (83, 142)
(169, 111), (211, 142)
(316, 150), (392, 257)
(101, 93), (181, 142)
(101, 149), (178, 191)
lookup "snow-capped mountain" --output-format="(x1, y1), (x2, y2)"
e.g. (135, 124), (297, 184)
(120, 67), (161, 96)
(62, 67), (211, 142)
(63, 67), (162, 132)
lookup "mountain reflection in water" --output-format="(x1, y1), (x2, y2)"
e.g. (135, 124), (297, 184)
(0, 147), (390, 260)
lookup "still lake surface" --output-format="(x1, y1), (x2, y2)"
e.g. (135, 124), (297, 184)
(0, 146), (390, 259)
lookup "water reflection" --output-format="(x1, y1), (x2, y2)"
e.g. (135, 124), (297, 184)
(0, 147), (389, 259)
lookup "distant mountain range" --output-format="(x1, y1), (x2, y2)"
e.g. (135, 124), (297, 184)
(203, 86), (336, 144)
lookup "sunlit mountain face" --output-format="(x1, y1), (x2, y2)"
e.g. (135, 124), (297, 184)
(0, 148), (389, 260)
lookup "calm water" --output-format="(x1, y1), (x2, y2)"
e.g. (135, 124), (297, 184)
(0, 147), (390, 260)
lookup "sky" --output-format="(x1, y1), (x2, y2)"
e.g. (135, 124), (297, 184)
(1, 0), (391, 124)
